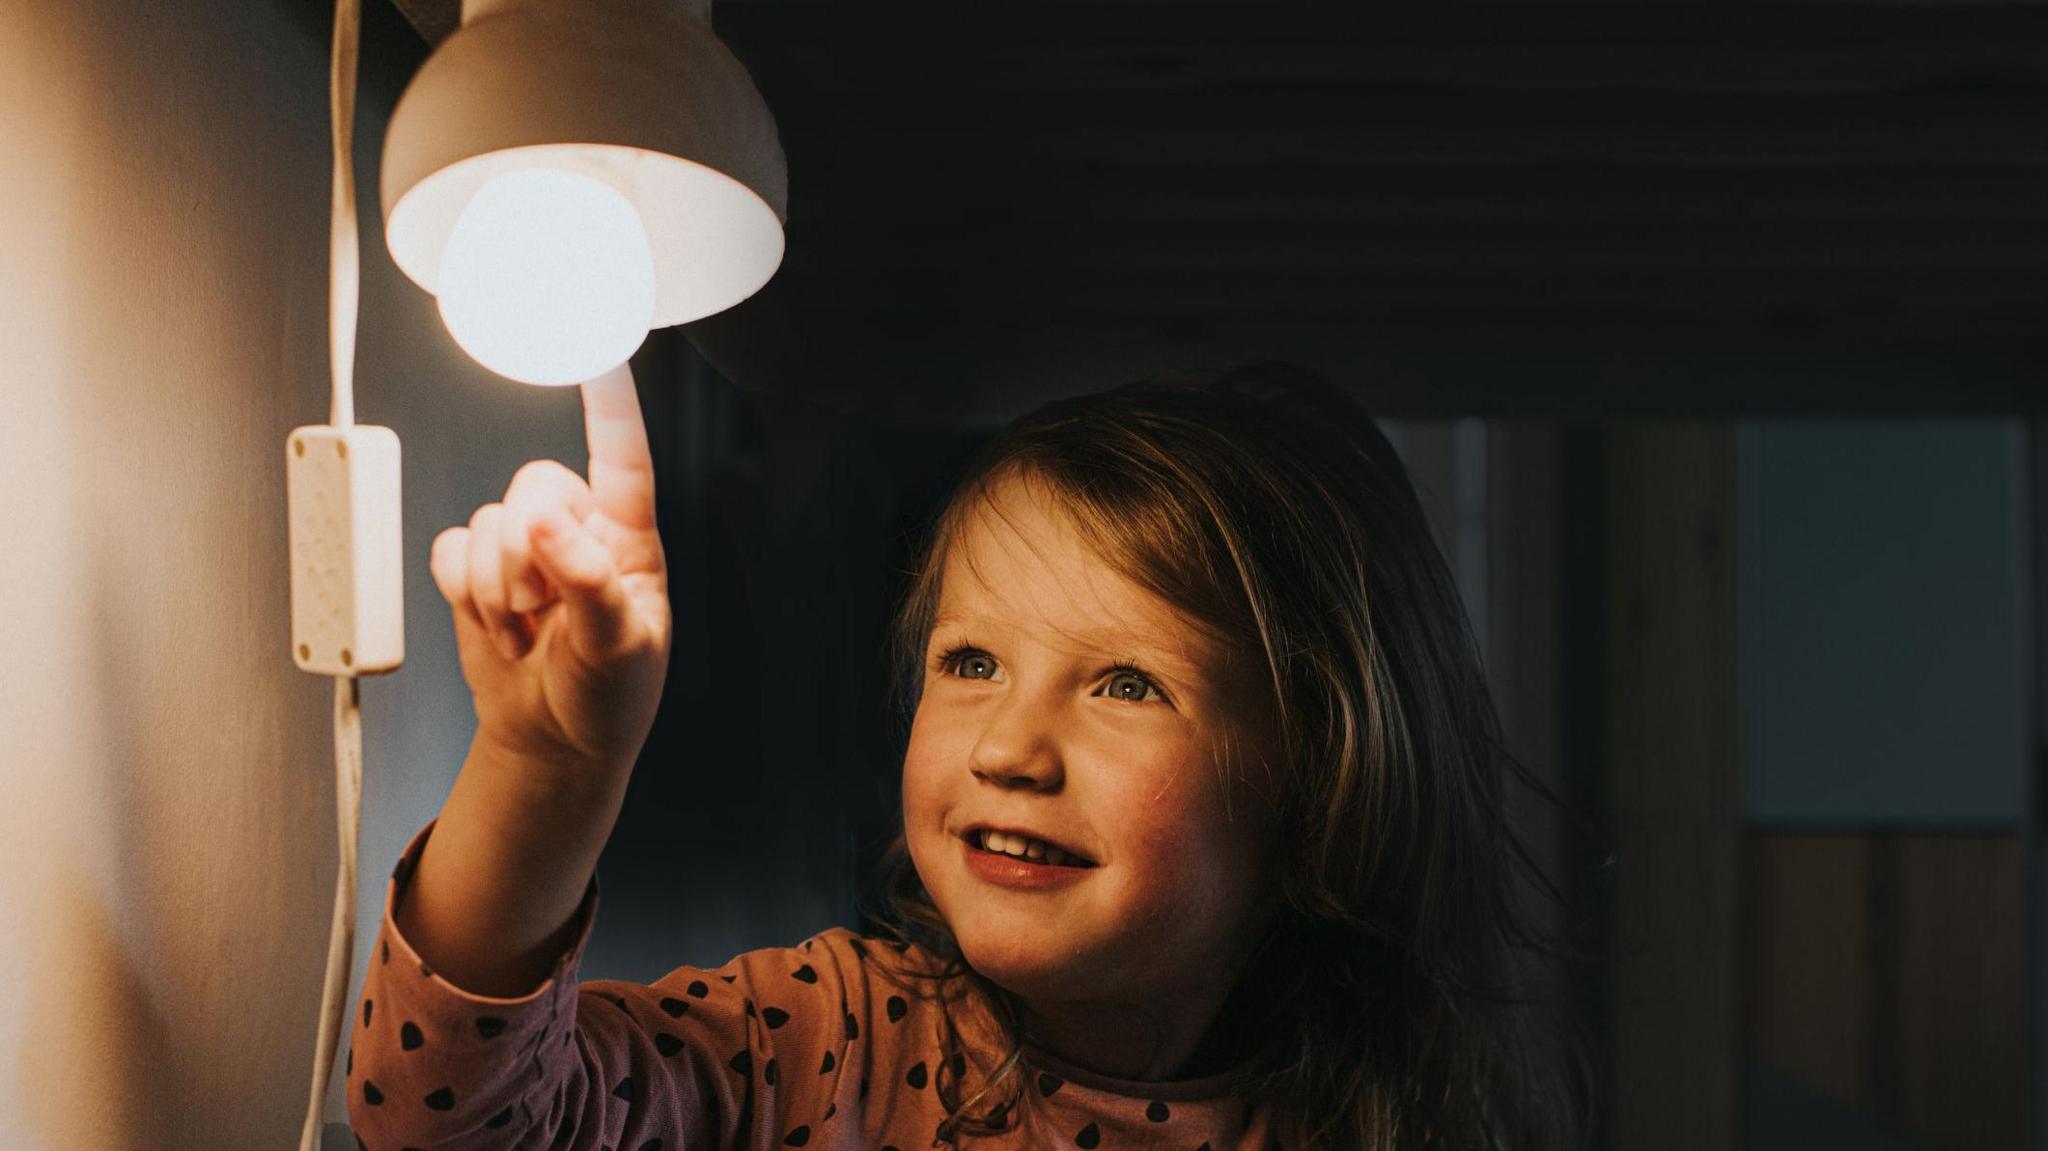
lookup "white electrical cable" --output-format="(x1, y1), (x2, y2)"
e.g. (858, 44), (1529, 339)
(299, 0), (364, 1147)
(328, 0), (359, 433)
(301, 678), (364, 1151)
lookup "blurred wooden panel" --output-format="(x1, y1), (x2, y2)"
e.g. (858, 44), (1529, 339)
(1605, 424), (1741, 1151)
(1747, 836), (1875, 1106)
(1747, 833), (2025, 1151)
(1485, 425), (1572, 937)
(1898, 836), (2025, 1149)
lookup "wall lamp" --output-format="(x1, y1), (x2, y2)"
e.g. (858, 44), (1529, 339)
(382, 0), (788, 385)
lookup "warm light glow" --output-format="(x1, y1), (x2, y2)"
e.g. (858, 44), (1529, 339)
(436, 167), (655, 386)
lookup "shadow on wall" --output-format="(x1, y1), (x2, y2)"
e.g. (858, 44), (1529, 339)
(13, 865), (167, 1148)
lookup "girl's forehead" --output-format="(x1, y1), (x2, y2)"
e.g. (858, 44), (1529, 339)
(935, 483), (1224, 680)
(942, 486), (1148, 619)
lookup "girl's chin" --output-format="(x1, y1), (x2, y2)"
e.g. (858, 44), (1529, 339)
(952, 927), (1092, 996)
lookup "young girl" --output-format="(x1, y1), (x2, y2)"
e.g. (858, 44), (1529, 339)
(346, 361), (1585, 1151)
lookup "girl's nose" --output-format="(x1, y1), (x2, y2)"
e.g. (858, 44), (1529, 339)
(966, 696), (1064, 791)
(970, 754), (1061, 791)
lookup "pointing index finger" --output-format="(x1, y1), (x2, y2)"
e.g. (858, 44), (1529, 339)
(580, 360), (657, 532)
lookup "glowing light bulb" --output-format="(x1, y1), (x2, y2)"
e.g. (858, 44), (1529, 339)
(436, 167), (656, 386)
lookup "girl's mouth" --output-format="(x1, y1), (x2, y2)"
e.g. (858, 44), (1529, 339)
(961, 832), (1097, 889)
(966, 827), (1095, 868)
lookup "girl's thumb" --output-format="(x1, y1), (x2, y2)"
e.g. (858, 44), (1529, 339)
(529, 509), (632, 656)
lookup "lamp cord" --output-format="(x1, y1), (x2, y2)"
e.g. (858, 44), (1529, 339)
(329, 0), (359, 432)
(300, 678), (364, 1151)
(299, 0), (365, 1147)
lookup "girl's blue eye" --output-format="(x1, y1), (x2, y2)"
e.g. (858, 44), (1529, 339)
(932, 644), (1163, 704)
(935, 645), (996, 681)
(1105, 668), (1157, 703)
(947, 649), (996, 680)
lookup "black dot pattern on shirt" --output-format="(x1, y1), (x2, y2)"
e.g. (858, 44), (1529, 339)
(355, 928), (1257, 1151)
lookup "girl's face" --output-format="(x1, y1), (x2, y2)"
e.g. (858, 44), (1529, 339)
(902, 473), (1277, 1023)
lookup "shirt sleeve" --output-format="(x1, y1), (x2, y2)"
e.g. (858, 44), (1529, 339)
(345, 816), (607, 1149)
(344, 818), (871, 1151)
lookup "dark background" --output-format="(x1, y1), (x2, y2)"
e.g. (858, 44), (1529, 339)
(332, 3), (2048, 1148)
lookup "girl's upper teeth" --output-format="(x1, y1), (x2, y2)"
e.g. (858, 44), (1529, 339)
(983, 829), (1070, 866)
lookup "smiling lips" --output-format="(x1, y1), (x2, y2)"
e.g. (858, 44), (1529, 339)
(962, 824), (1096, 868)
(961, 833), (1097, 890)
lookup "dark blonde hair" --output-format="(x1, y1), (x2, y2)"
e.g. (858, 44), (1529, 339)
(857, 363), (1588, 1150)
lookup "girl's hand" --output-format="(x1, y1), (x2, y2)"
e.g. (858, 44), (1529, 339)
(427, 360), (672, 779)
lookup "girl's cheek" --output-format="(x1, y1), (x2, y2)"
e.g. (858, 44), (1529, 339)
(1124, 777), (1254, 885)
(1115, 792), (1210, 877)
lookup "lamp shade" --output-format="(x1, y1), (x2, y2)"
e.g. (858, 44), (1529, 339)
(380, 0), (787, 342)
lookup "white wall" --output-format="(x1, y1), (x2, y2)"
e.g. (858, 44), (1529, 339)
(0, 2), (587, 1145)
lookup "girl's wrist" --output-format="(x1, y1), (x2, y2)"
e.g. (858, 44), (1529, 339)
(471, 722), (636, 803)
